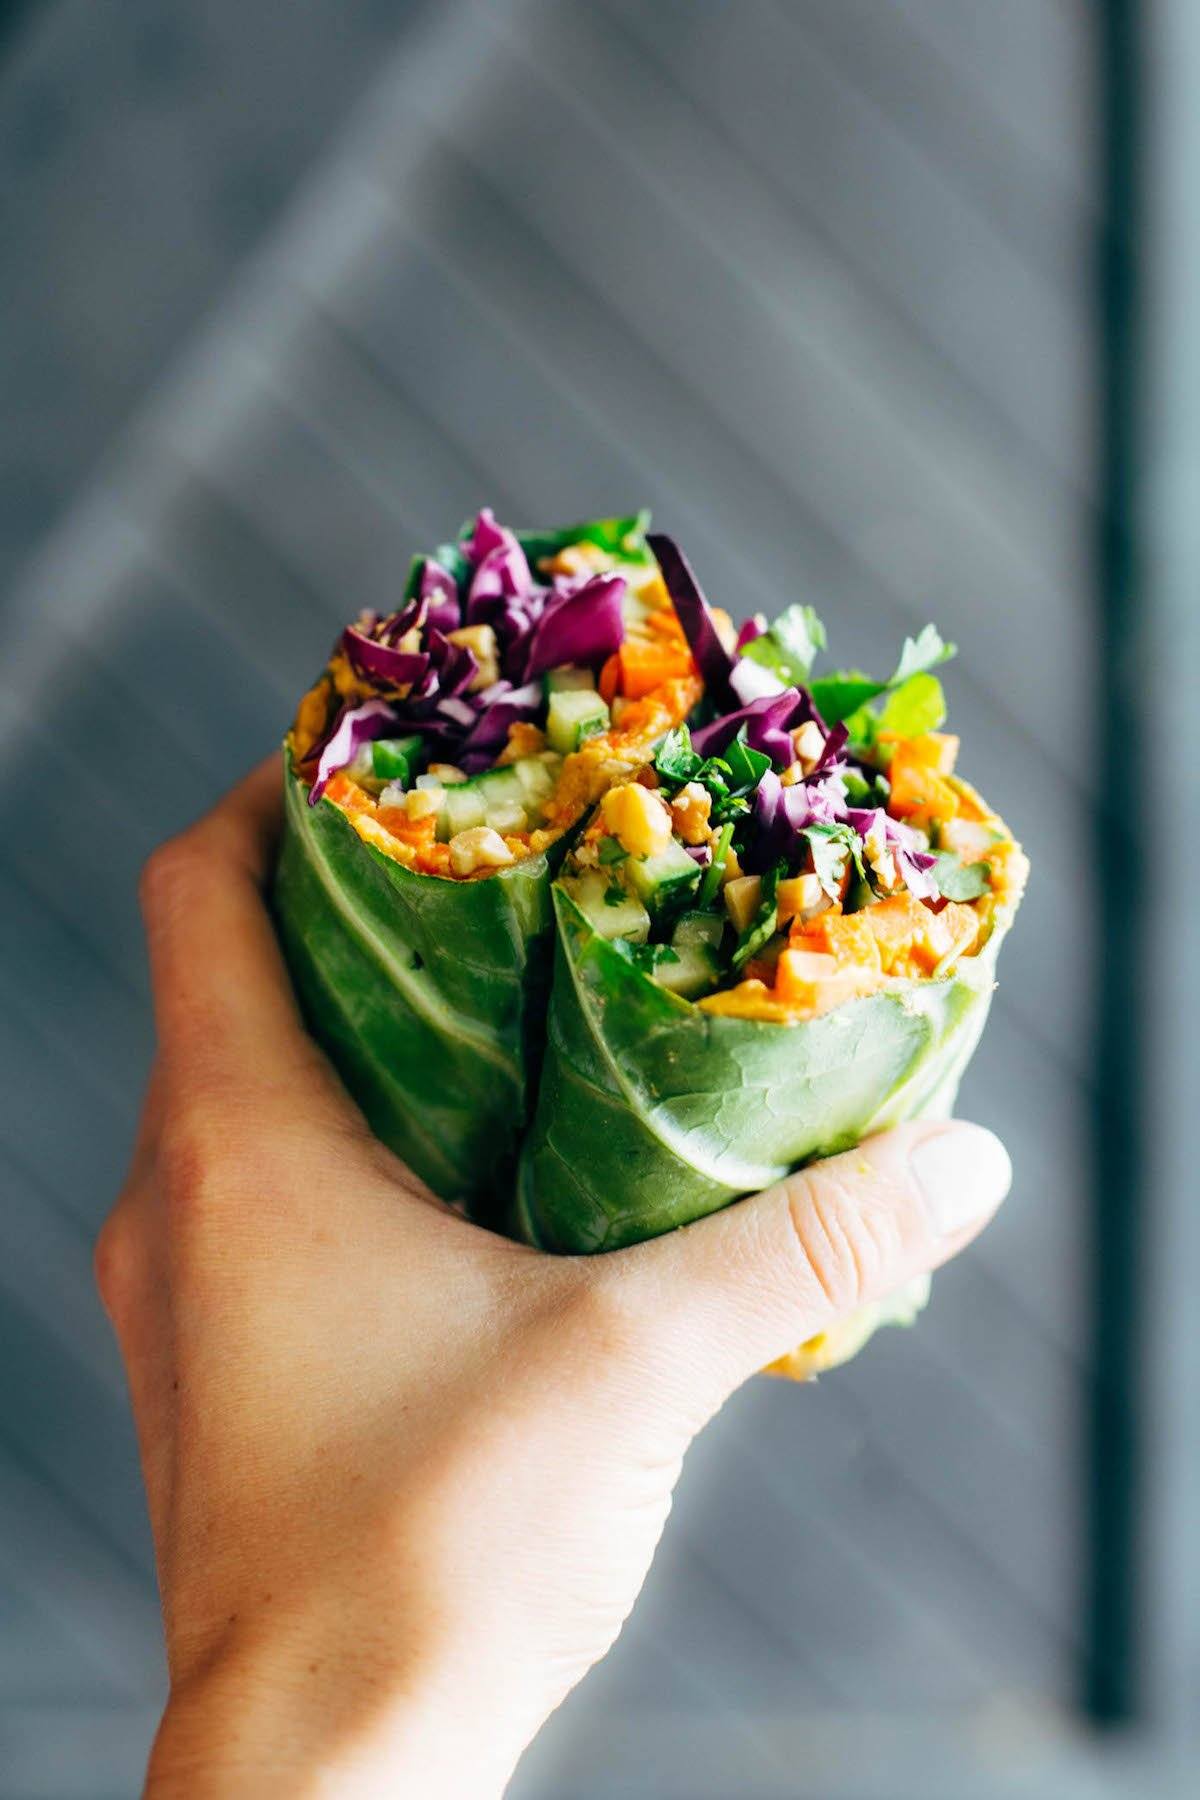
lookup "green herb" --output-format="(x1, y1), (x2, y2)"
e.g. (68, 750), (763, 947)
(722, 729), (771, 792)
(801, 822), (866, 901)
(931, 852), (991, 902)
(739, 604), (827, 686)
(598, 837), (628, 865)
(612, 940), (681, 973)
(811, 624), (955, 731)
(603, 884), (627, 907)
(654, 725), (702, 787)
(697, 822), (734, 908)
(730, 862), (784, 971)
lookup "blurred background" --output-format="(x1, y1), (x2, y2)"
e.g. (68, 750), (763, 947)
(1, 2), (1195, 1795)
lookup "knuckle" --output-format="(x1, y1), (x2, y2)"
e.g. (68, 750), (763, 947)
(93, 1203), (141, 1320)
(138, 835), (200, 922)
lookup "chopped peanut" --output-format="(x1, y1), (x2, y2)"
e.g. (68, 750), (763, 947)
(670, 782), (712, 845)
(428, 763), (467, 785)
(791, 719), (826, 774)
(403, 787), (442, 821)
(497, 720), (548, 765)
(601, 782), (673, 858)
(446, 623), (500, 693)
(448, 827), (515, 875)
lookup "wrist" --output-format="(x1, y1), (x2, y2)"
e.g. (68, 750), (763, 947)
(146, 1613), (529, 1799)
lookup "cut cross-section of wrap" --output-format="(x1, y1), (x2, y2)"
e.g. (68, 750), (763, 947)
(514, 539), (1028, 1374)
(273, 510), (704, 1216)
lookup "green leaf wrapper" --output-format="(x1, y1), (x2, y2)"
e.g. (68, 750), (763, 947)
(512, 888), (1011, 1254)
(274, 758), (556, 1217)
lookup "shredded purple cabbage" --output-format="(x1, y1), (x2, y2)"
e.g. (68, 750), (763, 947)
(313, 510), (642, 789)
(735, 614), (767, 652)
(845, 806), (940, 900)
(309, 700), (398, 805)
(646, 532), (733, 696)
(522, 573), (626, 681)
(691, 688), (825, 764)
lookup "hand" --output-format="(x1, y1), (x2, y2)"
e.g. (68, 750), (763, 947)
(96, 761), (1011, 1798)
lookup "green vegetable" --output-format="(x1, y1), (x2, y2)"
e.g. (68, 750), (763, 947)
(739, 604), (827, 686)
(439, 785), (488, 838)
(802, 822), (866, 901)
(513, 886), (1013, 1253)
(559, 869), (649, 942)
(274, 757), (555, 1219)
(371, 735), (425, 784)
(624, 838), (702, 914)
(546, 687), (610, 754)
(722, 730), (771, 793)
(811, 624), (956, 731)
(697, 822), (734, 908)
(654, 725), (703, 787)
(931, 852), (992, 901)
(730, 863), (783, 971)
(543, 666), (597, 695)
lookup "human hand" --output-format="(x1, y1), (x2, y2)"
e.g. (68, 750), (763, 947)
(96, 761), (1011, 1798)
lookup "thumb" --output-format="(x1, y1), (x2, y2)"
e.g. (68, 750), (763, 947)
(623, 1122), (1011, 1402)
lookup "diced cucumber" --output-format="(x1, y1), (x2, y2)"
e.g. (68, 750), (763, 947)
(514, 756), (559, 806)
(483, 798), (529, 835)
(464, 765), (527, 808)
(546, 688), (610, 755)
(439, 785), (488, 838)
(624, 837), (702, 914)
(672, 911), (725, 954)
(560, 870), (650, 943)
(371, 734), (425, 784)
(653, 942), (720, 1000)
(543, 666), (596, 695)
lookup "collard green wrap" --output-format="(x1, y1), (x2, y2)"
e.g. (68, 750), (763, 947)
(513, 887), (1011, 1254)
(275, 758), (556, 1212)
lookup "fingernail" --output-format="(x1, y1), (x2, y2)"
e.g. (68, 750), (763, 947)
(910, 1126), (1012, 1235)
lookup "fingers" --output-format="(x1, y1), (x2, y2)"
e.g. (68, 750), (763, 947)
(140, 757), (324, 1098)
(614, 1122), (1011, 1399)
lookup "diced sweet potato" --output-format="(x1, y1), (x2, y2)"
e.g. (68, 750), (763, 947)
(793, 910), (883, 972)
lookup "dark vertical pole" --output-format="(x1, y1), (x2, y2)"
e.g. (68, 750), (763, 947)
(1088, 0), (1146, 1726)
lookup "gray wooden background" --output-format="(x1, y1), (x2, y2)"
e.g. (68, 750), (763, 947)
(0, 3), (1185, 1796)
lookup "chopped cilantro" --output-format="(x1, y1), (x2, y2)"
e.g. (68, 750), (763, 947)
(801, 822), (866, 901)
(931, 852), (991, 901)
(598, 837), (628, 866)
(654, 725), (702, 787)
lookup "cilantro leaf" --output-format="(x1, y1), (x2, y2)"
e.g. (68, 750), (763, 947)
(739, 604), (827, 687)
(654, 725), (702, 787)
(801, 822), (866, 901)
(931, 852), (991, 901)
(722, 729), (771, 793)
(730, 862), (785, 971)
(810, 624), (956, 729)
(877, 671), (948, 738)
(612, 940), (681, 973)
(598, 837), (628, 866)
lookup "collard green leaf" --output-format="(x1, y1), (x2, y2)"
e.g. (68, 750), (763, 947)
(273, 758), (554, 1217)
(514, 887), (1008, 1252)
